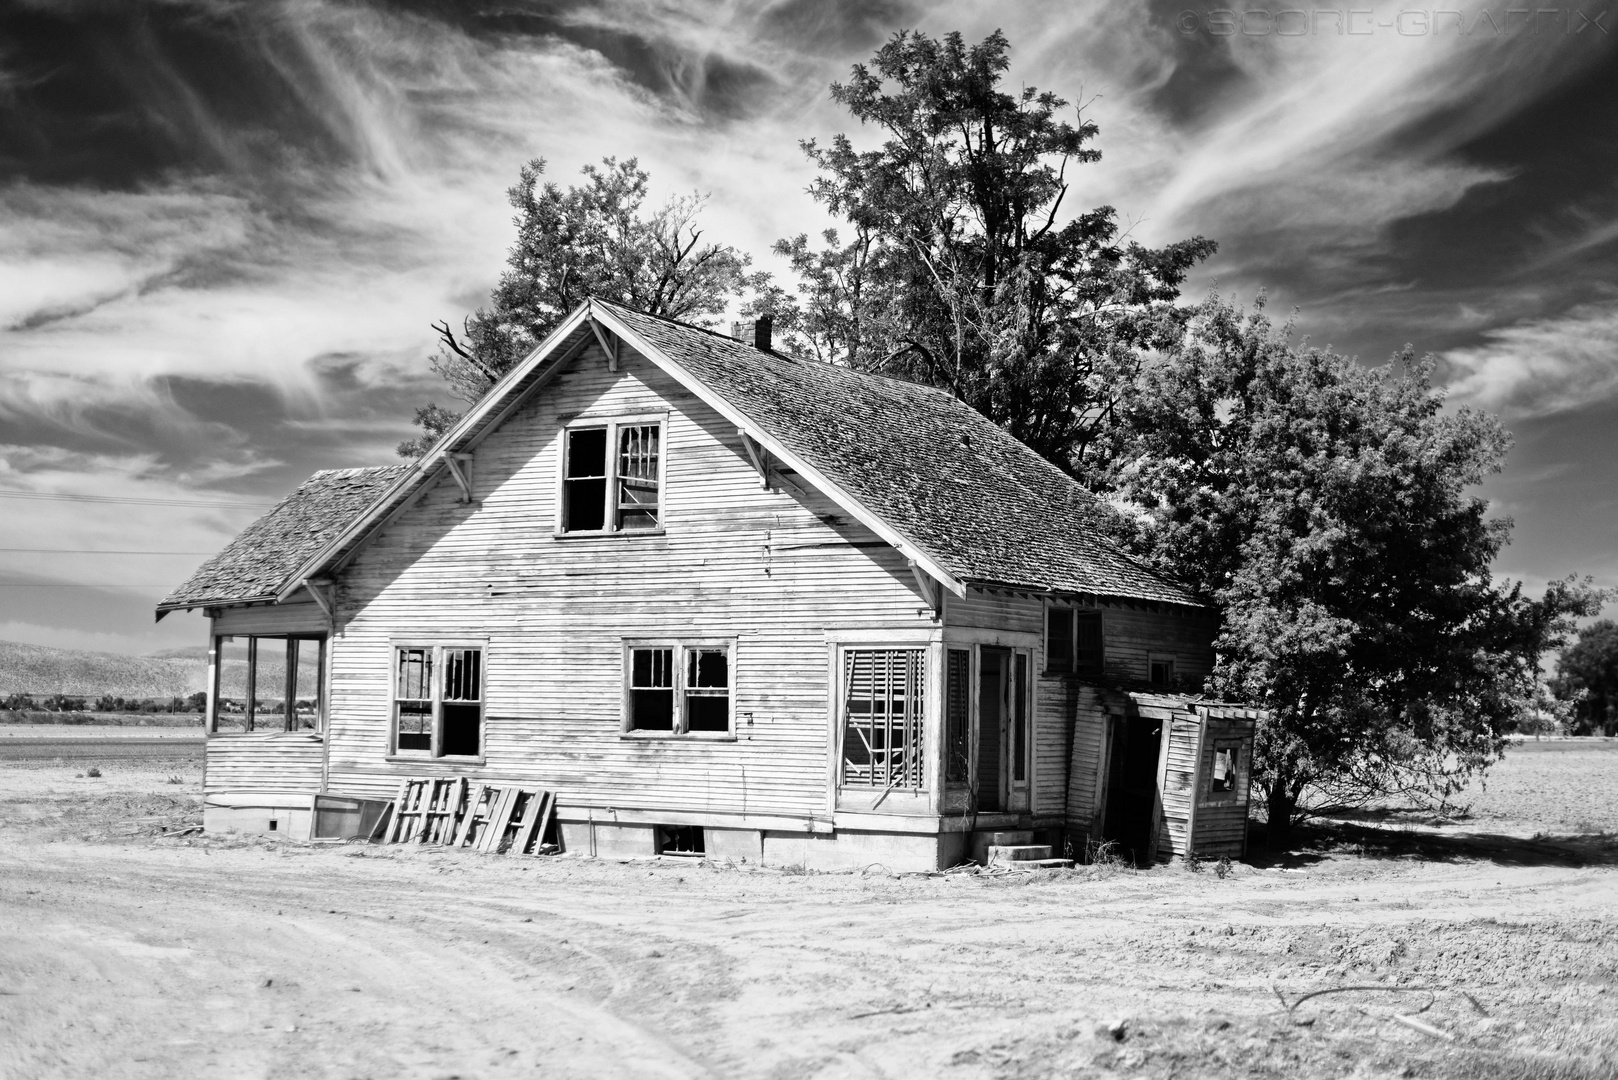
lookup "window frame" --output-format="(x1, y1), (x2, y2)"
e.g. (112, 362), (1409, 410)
(556, 414), (668, 537)
(837, 645), (930, 794)
(1044, 603), (1104, 677)
(1207, 740), (1242, 802)
(387, 640), (488, 762)
(209, 633), (327, 735)
(1148, 653), (1177, 687)
(620, 638), (736, 739)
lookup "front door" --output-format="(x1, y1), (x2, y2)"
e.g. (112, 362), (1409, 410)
(975, 648), (1031, 813)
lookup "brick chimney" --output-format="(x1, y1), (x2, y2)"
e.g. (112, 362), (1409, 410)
(753, 315), (773, 352)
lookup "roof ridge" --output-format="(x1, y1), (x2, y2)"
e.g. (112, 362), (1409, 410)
(595, 298), (967, 404)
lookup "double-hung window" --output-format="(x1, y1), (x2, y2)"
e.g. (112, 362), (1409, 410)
(562, 418), (664, 533)
(1045, 606), (1104, 676)
(624, 641), (733, 735)
(392, 644), (484, 758)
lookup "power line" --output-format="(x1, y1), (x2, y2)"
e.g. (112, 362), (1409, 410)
(0, 548), (214, 554)
(0, 488), (270, 510)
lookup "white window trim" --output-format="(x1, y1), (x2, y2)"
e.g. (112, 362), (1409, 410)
(555, 413), (669, 537)
(387, 639), (488, 762)
(834, 642), (932, 795)
(621, 638), (736, 739)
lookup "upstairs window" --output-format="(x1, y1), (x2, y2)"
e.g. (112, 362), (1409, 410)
(1046, 607), (1104, 676)
(392, 644), (484, 758)
(625, 642), (732, 735)
(1149, 656), (1176, 687)
(561, 419), (663, 533)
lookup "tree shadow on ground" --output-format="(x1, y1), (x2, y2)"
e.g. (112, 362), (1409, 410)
(1281, 818), (1618, 869)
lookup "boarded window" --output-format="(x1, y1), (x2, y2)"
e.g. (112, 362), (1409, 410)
(626, 643), (731, 735)
(841, 649), (926, 791)
(945, 648), (970, 784)
(392, 645), (483, 757)
(564, 427), (608, 531)
(616, 424), (660, 530)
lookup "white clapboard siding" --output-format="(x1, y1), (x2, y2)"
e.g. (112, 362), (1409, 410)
(205, 733), (325, 795)
(214, 601), (326, 636)
(1191, 719), (1253, 858)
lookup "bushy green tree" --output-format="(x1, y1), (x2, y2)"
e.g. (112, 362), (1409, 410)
(1108, 295), (1607, 845)
(401, 157), (760, 457)
(1552, 620), (1618, 735)
(756, 29), (1215, 473)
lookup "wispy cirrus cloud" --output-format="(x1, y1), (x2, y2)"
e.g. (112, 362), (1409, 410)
(1442, 299), (1618, 418)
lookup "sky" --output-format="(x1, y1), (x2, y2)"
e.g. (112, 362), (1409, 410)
(1, 0), (1615, 657)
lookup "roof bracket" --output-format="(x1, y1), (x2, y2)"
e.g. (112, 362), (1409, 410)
(737, 429), (771, 489)
(589, 317), (619, 372)
(445, 453), (475, 503)
(908, 560), (944, 619)
(303, 578), (335, 625)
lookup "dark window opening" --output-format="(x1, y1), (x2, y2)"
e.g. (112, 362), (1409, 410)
(564, 427), (608, 531)
(1012, 652), (1029, 783)
(1074, 611), (1104, 675)
(657, 824), (704, 856)
(1150, 658), (1175, 687)
(1046, 608), (1074, 673)
(630, 647), (675, 730)
(684, 648), (729, 731)
(945, 648), (970, 784)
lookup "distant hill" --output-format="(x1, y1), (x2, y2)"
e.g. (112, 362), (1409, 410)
(0, 639), (314, 701)
(0, 640), (207, 698)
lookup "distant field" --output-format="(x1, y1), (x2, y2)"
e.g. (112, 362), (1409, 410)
(1457, 738), (1618, 835)
(0, 711), (203, 727)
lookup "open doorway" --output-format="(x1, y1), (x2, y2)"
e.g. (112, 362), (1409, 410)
(1101, 715), (1162, 866)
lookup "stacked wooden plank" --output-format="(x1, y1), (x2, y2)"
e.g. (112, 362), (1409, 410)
(381, 778), (557, 856)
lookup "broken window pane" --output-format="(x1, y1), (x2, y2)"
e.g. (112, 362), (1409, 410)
(395, 647), (432, 752)
(564, 427), (608, 531)
(630, 647), (675, 730)
(616, 424), (660, 530)
(1211, 744), (1238, 794)
(842, 649), (926, 790)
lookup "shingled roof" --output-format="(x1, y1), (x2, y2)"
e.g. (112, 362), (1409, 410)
(162, 298), (1201, 614)
(157, 466), (407, 612)
(599, 301), (1199, 606)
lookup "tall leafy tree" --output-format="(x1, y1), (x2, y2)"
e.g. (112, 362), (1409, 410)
(1109, 295), (1607, 845)
(756, 29), (1215, 473)
(1552, 620), (1618, 735)
(401, 157), (758, 457)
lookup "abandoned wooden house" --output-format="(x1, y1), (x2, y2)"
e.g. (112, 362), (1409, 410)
(157, 298), (1257, 870)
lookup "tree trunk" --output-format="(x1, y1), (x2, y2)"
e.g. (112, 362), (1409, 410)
(1265, 780), (1297, 851)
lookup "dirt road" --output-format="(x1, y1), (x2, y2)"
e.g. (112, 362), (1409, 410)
(2, 759), (1616, 1080)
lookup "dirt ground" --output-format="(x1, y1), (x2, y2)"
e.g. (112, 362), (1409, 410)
(2, 742), (1616, 1080)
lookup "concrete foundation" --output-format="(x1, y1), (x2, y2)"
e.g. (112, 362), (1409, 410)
(203, 794), (314, 840)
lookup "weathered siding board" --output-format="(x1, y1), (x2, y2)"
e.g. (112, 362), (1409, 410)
(214, 601), (326, 636)
(1156, 714), (1202, 860)
(1101, 605), (1216, 685)
(321, 342), (934, 818)
(1063, 685), (1109, 839)
(205, 734), (325, 795)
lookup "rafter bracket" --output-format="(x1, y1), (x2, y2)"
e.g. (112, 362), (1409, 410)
(737, 429), (771, 489)
(908, 560), (944, 619)
(589, 317), (619, 372)
(445, 453), (475, 503)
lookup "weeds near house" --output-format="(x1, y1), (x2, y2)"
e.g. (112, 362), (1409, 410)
(166, 775), (183, 785)
(1215, 856), (1232, 879)
(85, 767), (101, 778)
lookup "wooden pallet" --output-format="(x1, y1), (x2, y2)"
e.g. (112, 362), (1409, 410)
(381, 778), (556, 855)
(385, 777), (466, 844)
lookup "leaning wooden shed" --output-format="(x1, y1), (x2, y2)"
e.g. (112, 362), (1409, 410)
(159, 297), (1259, 869)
